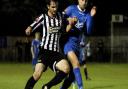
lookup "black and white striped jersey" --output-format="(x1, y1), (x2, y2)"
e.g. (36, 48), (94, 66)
(30, 12), (63, 52)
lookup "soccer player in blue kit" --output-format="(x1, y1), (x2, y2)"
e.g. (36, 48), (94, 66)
(31, 32), (41, 70)
(60, 0), (96, 89)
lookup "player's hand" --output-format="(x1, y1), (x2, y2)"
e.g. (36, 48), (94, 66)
(68, 17), (77, 25)
(90, 6), (97, 16)
(25, 26), (32, 36)
(66, 17), (78, 32)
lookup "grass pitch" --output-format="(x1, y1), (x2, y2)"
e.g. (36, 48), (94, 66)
(0, 63), (128, 89)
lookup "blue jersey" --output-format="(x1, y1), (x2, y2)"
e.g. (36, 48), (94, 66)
(31, 39), (41, 57)
(64, 5), (93, 55)
(31, 39), (41, 67)
(65, 5), (93, 35)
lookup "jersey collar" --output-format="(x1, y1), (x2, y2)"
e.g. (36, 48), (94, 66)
(77, 5), (86, 12)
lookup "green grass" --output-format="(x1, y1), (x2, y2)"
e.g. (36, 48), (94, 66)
(0, 63), (128, 89)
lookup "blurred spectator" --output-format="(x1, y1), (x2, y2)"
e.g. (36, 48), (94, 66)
(0, 37), (7, 48)
(96, 39), (104, 62)
(24, 37), (31, 62)
(31, 32), (41, 70)
(15, 40), (23, 62)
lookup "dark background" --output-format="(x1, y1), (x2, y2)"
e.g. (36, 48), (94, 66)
(0, 0), (128, 36)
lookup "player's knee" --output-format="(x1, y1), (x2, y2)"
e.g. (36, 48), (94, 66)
(62, 64), (70, 73)
(56, 59), (70, 74)
(33, 71), (42, 80)
(72, 61), (80, 68)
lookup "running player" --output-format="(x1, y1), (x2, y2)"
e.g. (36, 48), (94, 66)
(60, 0), (96, 89)
(79, 35), (92, 80)
(31, 32), (41, 70)
(24, 0), (72, 89)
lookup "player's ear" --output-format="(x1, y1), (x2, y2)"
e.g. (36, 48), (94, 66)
(47, 5), (50, 9)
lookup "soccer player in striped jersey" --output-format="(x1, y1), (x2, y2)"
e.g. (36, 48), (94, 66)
(31, 32), (41, 70)
(60, 0), (96, 89)
(24, 0), (74, 89)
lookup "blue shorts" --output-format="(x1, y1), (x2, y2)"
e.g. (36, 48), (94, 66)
(32, 58), (38, 68)
(64, 37), (80, 57)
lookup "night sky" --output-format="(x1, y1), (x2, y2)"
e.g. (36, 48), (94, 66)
(0, 0), (128, 36)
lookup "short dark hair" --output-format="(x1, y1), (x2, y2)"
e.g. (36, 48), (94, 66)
(45, 0), (58, 5)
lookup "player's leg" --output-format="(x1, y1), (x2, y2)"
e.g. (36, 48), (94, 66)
(42, 51), (70, 89)
(79, 45), (86, 65)
(83, 58), (91, 80)
(83, 61), (88, 80)
(25, 47), (47, 89)
(60, 71), (75, 89)
(80, 46), (89, 80)
(42, 59), (70, 89)
(25, 63), (45, 89)
(60, 63), (75, 89)
(67, 51), (83, 89)
(80, 47), (91, 80)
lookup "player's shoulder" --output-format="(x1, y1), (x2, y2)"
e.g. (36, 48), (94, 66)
(31, 39), (35, 45)
(35, 13), (44, 18)
(34, 13), (44, 22)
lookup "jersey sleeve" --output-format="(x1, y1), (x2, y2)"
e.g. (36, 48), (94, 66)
(85, 14), (94, 35)
(64, 5), (74, 17)
(61, 12), (69, 33)
(30, 14), (44, 31)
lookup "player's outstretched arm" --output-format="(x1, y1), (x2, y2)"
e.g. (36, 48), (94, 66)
(25, 26), (32, 36)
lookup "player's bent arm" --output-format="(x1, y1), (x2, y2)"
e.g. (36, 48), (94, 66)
(25, 14), (44, 35)
(66, 17), (77, 32)
(66, 24), (72, 32)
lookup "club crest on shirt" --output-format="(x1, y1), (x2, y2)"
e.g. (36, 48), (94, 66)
(49, 26), (61, 33)
(75, 20), (84, 29)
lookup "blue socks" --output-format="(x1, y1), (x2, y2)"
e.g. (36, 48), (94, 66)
(73, 67), (83, 89)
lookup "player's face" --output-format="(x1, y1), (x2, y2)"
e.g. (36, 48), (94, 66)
(48, 1), (58, 16)
(78, 0), (88, 10)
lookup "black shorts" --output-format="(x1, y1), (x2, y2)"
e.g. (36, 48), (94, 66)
(37, 48), (65, 72)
